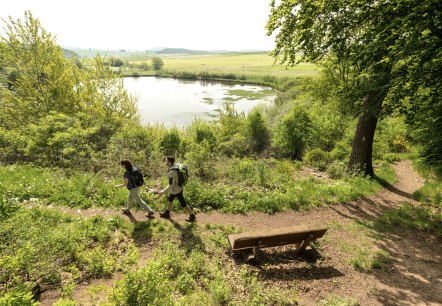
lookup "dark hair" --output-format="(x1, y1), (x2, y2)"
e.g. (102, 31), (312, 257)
(120, 159), (133, 171)
(166, 156), (175, 164)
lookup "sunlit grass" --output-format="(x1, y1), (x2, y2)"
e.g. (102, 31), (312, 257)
(120, 52), (319, 79)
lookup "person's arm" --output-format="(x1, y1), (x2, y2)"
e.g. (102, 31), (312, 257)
(159, 171), (174, 194)
(114, 178), (129, 188)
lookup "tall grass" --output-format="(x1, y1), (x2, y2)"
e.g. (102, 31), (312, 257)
(412, 161), (442, 207)
(0, 165), (127, 208)
(0, 160), (395, 214)
(0, 206), (138, 303)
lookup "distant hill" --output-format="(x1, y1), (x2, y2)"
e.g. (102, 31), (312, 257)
(60, 47), (270, 58)
(62, 48), (80, 58)
(155, 48), (211, 54)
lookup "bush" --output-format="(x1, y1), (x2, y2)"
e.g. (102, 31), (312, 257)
(0, 284), (38, 306)
(218, 133), (248, 157)
(187, 119), (217, 150)
(186, 140), (216, 180)
(110, 58), (124, 67)
(373, 115), (409, 159)
(25, 112), (101, 168)
(159, 128), (181, 155)
(245, 109), (271, 154)
(217, 102), (245, 142)
(151, 57), (164, 70)
(0, 128), (27, 164)
(304, 148), (329, 171)
(326, 161), (348, 179)
(110, 260), (173, 305)
(107, 124), (154, 172)
(273, 106), (312, 159)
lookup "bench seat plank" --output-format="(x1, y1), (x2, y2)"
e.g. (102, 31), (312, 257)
(228, 226), (327, 252)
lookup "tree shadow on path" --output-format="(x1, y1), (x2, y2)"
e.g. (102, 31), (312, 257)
(374, 174), (415, 200)
(167, 218), (206, 254)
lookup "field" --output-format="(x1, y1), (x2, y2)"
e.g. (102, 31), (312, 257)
(112, 52), (319, 80)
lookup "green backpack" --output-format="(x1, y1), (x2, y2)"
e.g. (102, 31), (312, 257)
(170, 163), (189, 186)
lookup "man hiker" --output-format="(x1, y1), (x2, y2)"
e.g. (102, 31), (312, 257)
(155, 156), (196, 222)
(115, 159), (155, 218)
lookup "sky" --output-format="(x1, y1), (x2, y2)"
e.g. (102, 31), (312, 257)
(1, 0), (276, 51)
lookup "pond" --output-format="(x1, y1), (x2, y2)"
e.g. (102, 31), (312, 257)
(123, 77), (275, 126)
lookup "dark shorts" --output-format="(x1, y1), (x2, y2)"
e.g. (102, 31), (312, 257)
(168, 191), (187, 207)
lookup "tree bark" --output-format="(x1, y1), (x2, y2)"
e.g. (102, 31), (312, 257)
(348, 110), (379, 176)
(348, 92), (384, 176)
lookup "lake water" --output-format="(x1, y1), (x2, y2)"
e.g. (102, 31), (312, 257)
(123, 77), (275, 126)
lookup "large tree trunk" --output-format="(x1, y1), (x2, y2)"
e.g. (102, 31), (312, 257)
(348, 92), (384, 176)
(348, 110), (379, 176)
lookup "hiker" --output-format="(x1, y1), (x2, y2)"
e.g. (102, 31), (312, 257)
(115, 159), (155, 218)
(155, 156), (196, 222)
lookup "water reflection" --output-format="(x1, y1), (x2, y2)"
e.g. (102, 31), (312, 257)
(123, 76), (274, 126)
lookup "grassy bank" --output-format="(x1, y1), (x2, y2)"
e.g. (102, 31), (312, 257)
(412, 161), (442, 207)
(0, 159), (396, 213)
(0, 204), (138, 305)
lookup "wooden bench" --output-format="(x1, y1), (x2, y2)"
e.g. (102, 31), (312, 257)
(227, 226), (328, 262)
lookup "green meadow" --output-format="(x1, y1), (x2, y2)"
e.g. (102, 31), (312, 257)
(116, 52), (319, 80)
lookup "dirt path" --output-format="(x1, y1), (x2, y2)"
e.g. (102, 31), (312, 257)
(51, 160), (422, 230)
(39, 160), (442, 305)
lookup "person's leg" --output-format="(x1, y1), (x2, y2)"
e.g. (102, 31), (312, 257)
(177, 192), (195, 221)
(130, 187), (154, 214)
(122, 190), (133, 213)
(160, 194), (175, 218)
(167, 201), (173, 212)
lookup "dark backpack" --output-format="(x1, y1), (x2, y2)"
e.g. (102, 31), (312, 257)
(170, 163), (189, 187)
(130, 167), (144, 187)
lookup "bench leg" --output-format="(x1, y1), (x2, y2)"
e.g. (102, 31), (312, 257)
(241, 249), (255, 263)
(295, 234), (315, 256)
(241, 241), (261, 263)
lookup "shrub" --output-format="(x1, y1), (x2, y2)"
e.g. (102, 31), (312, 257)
(245, 109), (271, 154)
(218, 133), (248, 157)
(188, 119), (217, 150)
(373, 115), (409, 159)
(186, 140), (216, 180)
(151, 57), (164, 70)
(110, 58), (124, 67)
(217, 102), (245, 142)
(273, 106), (312, 159)
(0, 284), (38, 306)
(23, 112), (112, 169)
(0, 128), (27, 164)
(326, 161), (348, 179)
(304, 148), (329, 171)
(110, 260), (173, 305)
(159, 128), (181, 155)
(106, 124), (154, 172)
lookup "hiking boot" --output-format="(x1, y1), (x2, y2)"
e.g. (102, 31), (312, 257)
(185, 214), (196, 222)
(121, 208), (131, 214)
(146, 211), (155, 218)
(159, 211), (170, 219)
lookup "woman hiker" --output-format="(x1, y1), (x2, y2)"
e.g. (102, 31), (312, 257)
(114, 159), (155, 218)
